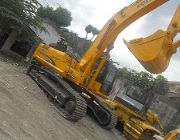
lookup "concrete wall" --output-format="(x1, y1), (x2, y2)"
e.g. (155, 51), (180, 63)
(169, 81), (180, 93)
(60, 31), (91, 57)
(0, 21), (62, 60)
(35, 22), (61, 45)
(150, 82), (180, 132)
(151, 95), (180, 132)
(1, 30), (17, 51)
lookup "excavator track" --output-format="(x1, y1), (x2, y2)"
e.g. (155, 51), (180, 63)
(27, 60), (117, 129)
(27, 64), (87, 122)
(82, 93), (117, 129)
(103, 111), (117, 129)
(63, 90), (87, 121)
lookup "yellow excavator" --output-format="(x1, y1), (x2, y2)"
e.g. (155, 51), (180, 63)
(27, 0), (179, 139)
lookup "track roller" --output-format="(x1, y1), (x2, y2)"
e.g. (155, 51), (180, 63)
(82, 93), (117, 129)
(102, 111), (117, 129)
(63, 94), (87, 121)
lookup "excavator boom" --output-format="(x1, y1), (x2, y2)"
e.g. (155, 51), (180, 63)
(79, 0), (169, 73)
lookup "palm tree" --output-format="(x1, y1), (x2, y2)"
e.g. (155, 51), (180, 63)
(85, 25), (93, 39)
(91, 27), (99, 40)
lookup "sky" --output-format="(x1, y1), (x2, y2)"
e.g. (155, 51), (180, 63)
(39, 0), (180, 81)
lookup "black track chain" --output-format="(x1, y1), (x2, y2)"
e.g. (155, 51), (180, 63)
(63, 93), (87, 121)
(55, 76), (87, 121)
(93, 96), (117, 129)
(28, 65), (87, 122)
(103, 111), (117, 129)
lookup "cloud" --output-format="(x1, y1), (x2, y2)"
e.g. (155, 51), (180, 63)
(40, 0), (133, 36)
(39, 0), (180, 81)
(135, 0), (180, 35)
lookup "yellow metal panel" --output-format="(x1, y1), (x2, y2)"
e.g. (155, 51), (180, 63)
(165, 129), (180, 140)
(33, 43), (84, 84)
(125, 30), (175, 73)
(167, 5), (180, 37)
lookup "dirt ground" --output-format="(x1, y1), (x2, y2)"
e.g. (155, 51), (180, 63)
(0, 53), (126, 140)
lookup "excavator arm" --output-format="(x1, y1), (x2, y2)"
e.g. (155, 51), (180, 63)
(124, 4), (180, 74)
(79, 0), (170, 76)
(174, 40), (180, 49)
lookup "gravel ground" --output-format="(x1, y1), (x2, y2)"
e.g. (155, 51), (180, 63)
(0, 53), (126, 140)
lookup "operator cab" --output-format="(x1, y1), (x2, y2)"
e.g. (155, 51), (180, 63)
(109, 79), (148, 114)
(99, 62), (154, 115)
(100, 62), (117, 94)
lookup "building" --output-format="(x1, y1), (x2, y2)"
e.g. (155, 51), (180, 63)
(151, 81), (180, 132)
(0, 21), (61, 61)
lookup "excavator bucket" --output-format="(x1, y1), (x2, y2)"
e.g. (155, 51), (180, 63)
(125, 5), (180, 74)
(124, 30), (176, 74)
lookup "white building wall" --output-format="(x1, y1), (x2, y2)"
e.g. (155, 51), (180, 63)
(36, 22), (61, 45)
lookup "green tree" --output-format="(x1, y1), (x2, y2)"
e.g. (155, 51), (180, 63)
(118, 68), (155, 92)
(37, 5), (72, 27)
(52, 6), (72, 27)
(118, 67), (129, 79)
(37, 6), (54, 19)
(136, 71), (155, 91)
(0, 0), (46, 44)
(85, 24), (93, 39)
(91, 27), (99, 40)
(118, 67), (169, 95)
(154, 75), (169, 95)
